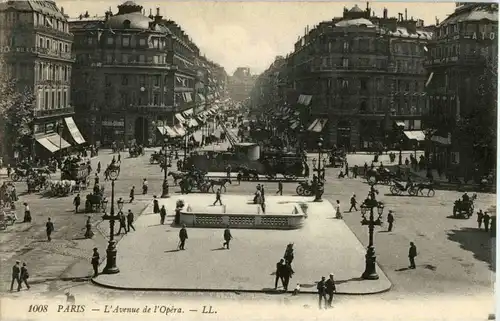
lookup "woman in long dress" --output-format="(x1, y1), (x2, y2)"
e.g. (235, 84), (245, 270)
(153, 196), (160, 214)
(84, 217), (94, 239)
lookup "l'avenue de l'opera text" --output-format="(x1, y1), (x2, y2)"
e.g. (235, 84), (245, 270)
(32, 304), (218, 315)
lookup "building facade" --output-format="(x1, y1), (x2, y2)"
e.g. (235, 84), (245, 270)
(228, 67), (257, 102)
(424, 2), (498, 178)
(253, 4), (433, 151)
(0, 0), (83, 158)
(69, 1), (226, 146)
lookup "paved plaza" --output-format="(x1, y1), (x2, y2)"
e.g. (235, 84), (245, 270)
(93, 195), (391, 294)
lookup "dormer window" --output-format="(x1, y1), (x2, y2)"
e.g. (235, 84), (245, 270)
(123, 19), (131, 29)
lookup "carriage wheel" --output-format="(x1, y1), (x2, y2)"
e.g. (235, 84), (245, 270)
(10, 173), (19, 182)
(296, 185), (305, 196)
(427, 189), (435, 197)
(149, 157), (155, 164)
(408, 187), (418, 196)
(304, 188), (313, 196)
(389, 185), (399, 195)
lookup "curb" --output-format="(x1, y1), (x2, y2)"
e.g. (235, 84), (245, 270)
(90, 278), (392, 296)
(205, 176), (307, 183)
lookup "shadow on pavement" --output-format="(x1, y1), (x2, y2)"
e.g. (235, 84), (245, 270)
(336, 277), (364, 284)
(261, 288), (285, 294)
(395, 267), (410, 271)
(164, 249), (180, 253)
(447, 227), (494, 271)
(210, 247), (226, 251)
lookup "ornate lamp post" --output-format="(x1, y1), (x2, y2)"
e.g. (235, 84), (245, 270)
(398, 138), (403, 165)
(55, 121), (64, 159)
(161, 139), (173, 198)
(101, 166), (121, 274)
(312, 137), (326, 202)
(360, 183), (385, 280)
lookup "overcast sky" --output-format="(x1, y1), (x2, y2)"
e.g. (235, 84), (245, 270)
(58, 1), (456, 75)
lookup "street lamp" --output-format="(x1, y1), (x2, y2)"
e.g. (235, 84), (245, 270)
(55, 121), (64, 158)
(161, 139), (173, 198)
(398, 138), (403, 165)
(101, 166), (121, 274)
(360, 183), (385, 280)
(312, 137), (325, 202)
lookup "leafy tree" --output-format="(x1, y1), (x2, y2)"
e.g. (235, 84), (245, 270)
(0, 56), (35, 161)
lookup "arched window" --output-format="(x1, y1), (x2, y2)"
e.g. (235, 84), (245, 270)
(123, 20), (131, 28)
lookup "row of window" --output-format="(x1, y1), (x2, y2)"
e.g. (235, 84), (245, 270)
(37, 89), (69, 110)
(105, 91), (195, 107)
(435, 22), (496, 38)
(37, 36), (70, 53)
(1, 10), (69, 33)
(103, 74), (195, 88)
(36, 63), (71, 82)
(313, 95), (426, 115)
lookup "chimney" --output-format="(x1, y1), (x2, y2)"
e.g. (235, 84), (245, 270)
(383, 8), (387, 19)
(60, 6), (64, 14)
(155, 7), (163, 22)
(435, 16), (439, 25)
(84, 11), (89, 18)
(105, 11), (110, 21)
(148, 8), (154, 19)
(405, 8), (407, 21)
(79, 13), (83, 20)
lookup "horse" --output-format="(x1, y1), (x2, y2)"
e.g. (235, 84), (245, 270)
(209, 178), (232, 193)
(168, 171), (186, 185)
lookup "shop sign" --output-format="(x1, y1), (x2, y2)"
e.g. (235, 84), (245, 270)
(102, 120), (124, 127)
(471, 32), (496, 40)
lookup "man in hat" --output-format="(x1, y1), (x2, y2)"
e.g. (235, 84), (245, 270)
(408, 242), (417, 269)
(223, 225), (232, 249)
(73, 193), (81, 213)
(317, 276), (327, 309)
(10, 261), (20, 291)
(387, 210), (395, 232)
(129, 186), (135, 203)
(178, 224), (188, 250)
(91, 248), (100, 277)
(46, 218), (54, 241)
(325, 273), (336, 308)
(127, 209), (135, 232)
(274, 259), (285, 290)
(19, 262), (30, 290)
(349, 194), (358, 212)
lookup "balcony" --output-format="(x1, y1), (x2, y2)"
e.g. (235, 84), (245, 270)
(128, 105), (175, 114)
(34, 106), (74, 119)
(34, 47), (75, 61)
(101, 60), (175, 70)
(36, 79), (70, 86)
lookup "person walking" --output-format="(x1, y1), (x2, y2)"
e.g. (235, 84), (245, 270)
(477, 210), (484, 229)
(10, 261), (20, 291)
(335, 200), (343, 219)
(261, 185), (266, 203)
(178, 224), (188, 250)
(317, 276), (328, 309)
(73, 193), (81, 213)
(23, 202), (31, 223)
(153, 196), (160, 214)
(127, 209), (135, 232)
(97, 161), (101, 174)
(84, 216), (94, 239)
(276, 180), (283, 196)
(223, 225), (232, 249)
(325, 273), (336, 308)
(345, 162), (349, 178)
(483, 212), (491, 232)
(274, 259), (285, 290)
(46, 218), (54, 242)
(142, 178), (148, 195)
(129, 186), (135, 203)
(91, 247), (100, 277)
(117, 212), (127, 235)
(349, 194), (358, 212)
(281, 263), (294, 292)
(213, 188), (223, 206)
(160, 205), (167, 225)
(19, 263), (30, 290)
(408, 242), (417, 269)
(226, 164), (232, 179)
(387, 210), (395, 232)
(353, 165), (358, 178)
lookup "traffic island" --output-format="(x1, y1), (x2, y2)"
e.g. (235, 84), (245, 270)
(92, 195), (392, 295)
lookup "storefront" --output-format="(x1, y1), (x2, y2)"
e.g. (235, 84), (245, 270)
(101, 117), (125, 146)
(33, 120), (72, 158)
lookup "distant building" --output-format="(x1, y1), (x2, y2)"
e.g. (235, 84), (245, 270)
(424, 3), (498, 177)
(0, 0), (81, 159)
(228, 67), (256, 102)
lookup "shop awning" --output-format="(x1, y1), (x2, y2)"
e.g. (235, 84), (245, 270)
(46, 133), (71, 149)
(394, 121), (405, 128)
(307, 118), (328, 133)
(183, 92), (193, 103)
(298, 95), (312, 106)
(36, 136), (59, 153)
(173, 124), (186, 137)
(64, 117), (86, 145)
(188, 118), (199, 127)
(182, 108), (193, 117)
(157, 126), (167, 135)
(164, 126), (178, 137)
(175, 113), (186, 123)
(290, 121), (299, 130)
(404, 130), (426, 141)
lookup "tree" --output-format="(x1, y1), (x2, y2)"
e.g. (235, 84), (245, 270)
(0, 55), (35, 161)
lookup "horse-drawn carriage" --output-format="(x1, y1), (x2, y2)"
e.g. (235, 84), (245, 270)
(129, 146), (142, 158)
(45, 180), (77, 197)
(179, 174), (211, 193)
(85, 193), (107, 213)
(452, 194), (477, 219)
(366, 167), (398, 185)
(61, 162), (90, 192)
(236, 165), (260, 181)
(26, 173), (50, 193)
(328, 150), (346, 168)
(150, 153), (166, 164)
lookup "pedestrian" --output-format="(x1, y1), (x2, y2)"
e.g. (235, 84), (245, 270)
(46, 218), (54, 241)
(335, 200), (342, 219)
(178, 224), (188, 250)
(153, 196), (160, 214)
(160, 205), (167, 225)
(118, 153), (121, 162)
(317, 276), (328, 309)
(274, 259), (284, 290)
(387, 210), (395, 232)
(349, 194), (357, 212)
(353, 165), (358, 178)
(226, 164), (231, 179)
(276, 180), (283, 196)
(10, 261), (20, 291)
(97, 161), (101, 174)
(129, 186), (135, 203)
(236, 172), (242, 185)
(325, 273), (336, 308)
(117, 212), (127, 235)
(19, 263), (30, 290)
(91, 247), (99, 277)
(364, 162), (368, 176)
(142, 178), (148, 195)
(73, 193), (81, 213)
(213, 188), (222, 206)
(281, 263), (294, 292)
(345, 162), (349, 177)
(483, 212), (491, 232)
(284, 243), (294, 265)
(408, 242), (417, 269)
(477, 210), (484, 229)
(127, 209), (135, 232)
(94, 173), (99, 186)
(23, 202), (31, 223)
(84, 216), (94, 239)
(261, 185), (266, 203)
(223, 225), (232, 249)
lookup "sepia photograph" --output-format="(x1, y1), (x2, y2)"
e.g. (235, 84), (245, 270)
(0, 0), (497, 320)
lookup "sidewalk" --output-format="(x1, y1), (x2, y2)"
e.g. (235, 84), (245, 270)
(92, 195), (392, 295)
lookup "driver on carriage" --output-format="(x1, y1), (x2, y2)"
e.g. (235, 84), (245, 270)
(462, 192), (470, 204)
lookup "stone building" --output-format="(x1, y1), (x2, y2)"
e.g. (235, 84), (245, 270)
(69, 1), (225, 146)
(228, 67), (257, 102)
(255, 4), (432, 150)
(424, 2), (498, 178)
(0, 0), (82, 158)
